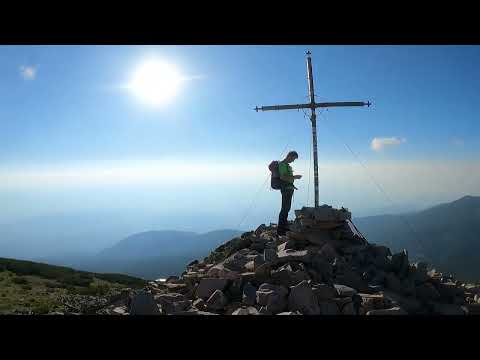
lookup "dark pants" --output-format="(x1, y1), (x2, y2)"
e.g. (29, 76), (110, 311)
(278, 188), (294, 235)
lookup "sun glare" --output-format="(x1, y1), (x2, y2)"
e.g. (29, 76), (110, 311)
(129, 60), (183, 106)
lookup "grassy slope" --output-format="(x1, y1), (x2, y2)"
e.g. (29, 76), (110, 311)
(0, 257), (147, 314)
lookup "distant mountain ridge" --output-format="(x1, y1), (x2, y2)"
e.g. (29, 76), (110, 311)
(354, 195), (480, 281)
(40, 229), (243, 279)
(98, 229), (243, 259)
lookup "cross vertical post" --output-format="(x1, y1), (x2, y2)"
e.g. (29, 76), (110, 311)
(255, 51), (371, 208)
(306, 51), (320, 207)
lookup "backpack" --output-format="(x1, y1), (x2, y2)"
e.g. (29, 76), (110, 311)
(268, 160), (285, 190)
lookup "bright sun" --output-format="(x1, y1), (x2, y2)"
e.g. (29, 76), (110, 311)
(129, 60), (183, 106)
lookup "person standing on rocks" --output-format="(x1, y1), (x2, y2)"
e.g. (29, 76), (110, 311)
(277, 151), (302, 236)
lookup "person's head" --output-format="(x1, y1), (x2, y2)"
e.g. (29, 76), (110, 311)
(284, 151), (298, 163)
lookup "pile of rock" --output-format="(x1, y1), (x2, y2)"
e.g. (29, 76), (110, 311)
(126, 205), (480, 315)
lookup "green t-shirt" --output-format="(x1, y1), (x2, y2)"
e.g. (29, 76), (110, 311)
(278, 162), (295, 190)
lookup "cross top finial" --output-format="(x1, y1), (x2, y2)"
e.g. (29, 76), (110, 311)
(306, 50), (311, 56)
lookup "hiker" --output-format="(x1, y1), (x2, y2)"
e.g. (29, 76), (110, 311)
(270, 151), (302, 236)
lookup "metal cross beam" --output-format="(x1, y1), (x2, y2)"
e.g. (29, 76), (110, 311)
(255, 51), (371, 208)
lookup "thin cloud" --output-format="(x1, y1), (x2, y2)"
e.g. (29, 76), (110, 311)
(20, 65), (37, 80)
(371, 137), (406, 151)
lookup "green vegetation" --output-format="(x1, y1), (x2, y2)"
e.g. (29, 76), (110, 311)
(0, 257), (147, 314)
(0, 258), (147, 288)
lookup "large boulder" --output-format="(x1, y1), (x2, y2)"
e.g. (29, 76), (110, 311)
(383, 290), (422, 314)
(242, 282), (257, 306)
(311, 255), (334, 281)
(319, 301), (340, 315)
(318, 243), (339, 262)
(334, 284), (357, 298)
(195, 278), (229, 299)
(207, 264), (241, 280)
(415, 283), (440, 302)
(390, 250), (409, 278)
(385, 272), (404, 294)
(277, 249), (312, 264)
(412, 262), (429, 284)
(312, 284), (337, 302)
(288, 280), (320, 315)
(256, 283), (289, 314)
(155, 293), (188, 314)
(334, 269), (370, 293)
(206, 290), (228, 311)
(271, 263), (310, 287)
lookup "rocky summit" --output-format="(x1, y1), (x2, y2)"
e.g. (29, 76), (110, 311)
(116, 205), (480, 316)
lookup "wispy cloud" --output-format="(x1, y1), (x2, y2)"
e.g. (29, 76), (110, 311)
(19, 65), (37, 80)
(371, 137), (406, 151)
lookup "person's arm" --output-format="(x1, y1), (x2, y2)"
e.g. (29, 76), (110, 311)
(279, 163), (301, 182)
(280, 174), (297, 182)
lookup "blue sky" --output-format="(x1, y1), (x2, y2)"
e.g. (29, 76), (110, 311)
(1, 45), (479, 231)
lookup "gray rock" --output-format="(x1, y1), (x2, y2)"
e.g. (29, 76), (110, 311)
(390, 250), (409, 277)
(232, 306), (259, 315)
(334, 284), (357, 297)
(255, 224), (267, 236)
(436, 282), (463, 299)
(311, 255), (334, 281)
(155, 293), (185, 304)
(368, 285), (384, 293)
(432, 303), (466, 315)
(256, 283), (288, 314)
(240, 272), (256, 284)
(370, 245), (392, 258)
(412, 262), (429, 284)
(196, 311), (220, 315)
(366, 307), (408, 315)
(264, 248), (278, 263)
(319, 301), (340, 315)
(207, 264), (241, 280)
(254, 262), (271, 281)
(383, 290), (421, 314)
(277, 311), (302, 315)
(206, 290), (228, 311)
(288, 280), (320, 315)
(195, 278), (229, 299)
(415, 283), (440, 302)
(223, 252), (251, 271)
(385, 272), (404, 294)
(341, 302), (356, 315)
(254, 255), (266, 269)
(242, 282), (257, 306)
(465, 285), (480, 295)
(335, 270), (370, 293)
(373, 255), (392, 271)
(258, 306), (272, 315)
(318, 243), (339, 262)
(245, 261), (255, 272)
(129, 291), (161, 315)
(312, 284), (337, 301)
(271, 264), (310, 287)
(193, 298), (206, 311)
(277, 249), (312, 264)
(155, 293), (188, 314)
(302, 230), (332, 246)
(225, 279), (243, 302)
(166, 275), (180, 283)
